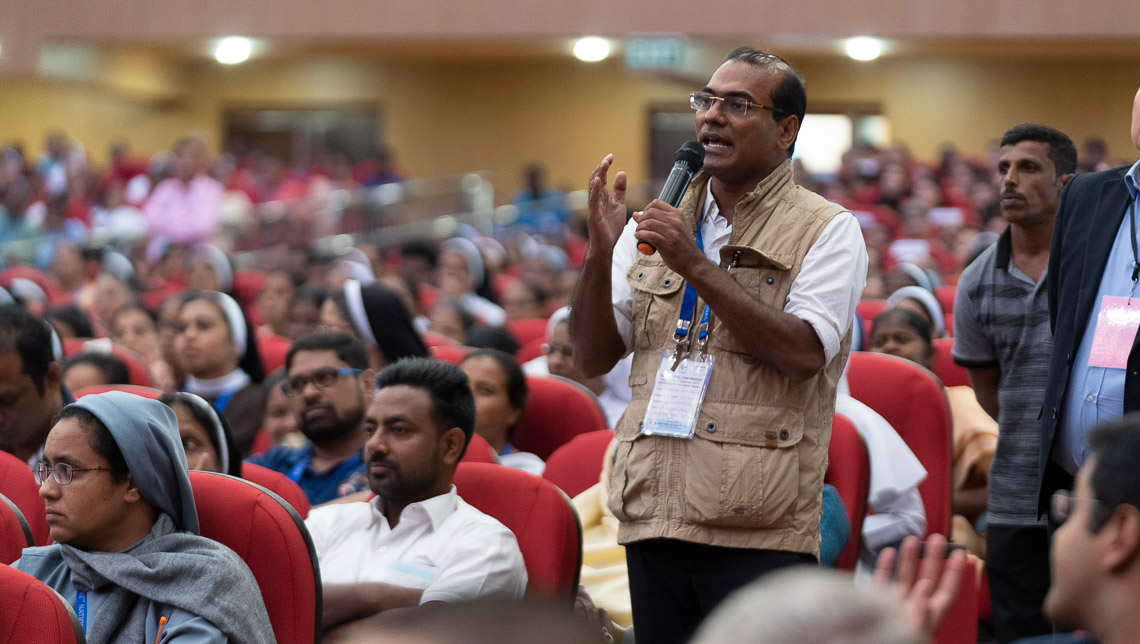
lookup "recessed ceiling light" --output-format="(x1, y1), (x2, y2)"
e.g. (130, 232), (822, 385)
(574, 37), (611, 63)
(214, 37), (253, 65)
(845, 37), (883, 62)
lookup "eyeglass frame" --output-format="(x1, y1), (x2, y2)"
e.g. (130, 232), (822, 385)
(282, 367), (364, 397)
(689, 91), (789, 119)
(34, 461), (115, 486)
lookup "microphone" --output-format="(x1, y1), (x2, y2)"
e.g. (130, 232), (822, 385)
(637, 140), (706, 255)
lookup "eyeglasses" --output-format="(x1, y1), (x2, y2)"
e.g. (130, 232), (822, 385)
(689, 91), (788, 119)
(34, 462), (114, 486)
(1051, 490), (1103, 525)
(283, 368), (363, 397)
(543, 343), (573, 359)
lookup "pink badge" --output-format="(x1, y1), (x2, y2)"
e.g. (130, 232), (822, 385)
(1089, 296), (1140, 369)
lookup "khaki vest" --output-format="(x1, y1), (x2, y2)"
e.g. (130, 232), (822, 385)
(609, 160), (852, 557)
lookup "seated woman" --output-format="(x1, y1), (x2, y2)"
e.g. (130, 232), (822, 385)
(61, 352), (130, 392)
(14, 391), (275, 643)
(260, 371), (304, 448)
(459, 349), (544, 475)
(175, 290), (265, 456)
(160, 391), (243, 476)
(867, 307), (997, 557)
(437, 237), (506, 327)
(885, 284), (946, 338)
(321, 279), (428, 371)
(110, 305), (176, 391)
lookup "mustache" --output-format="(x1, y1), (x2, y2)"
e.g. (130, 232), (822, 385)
(368, 455), (397, 469)
(1000, 191), (1024, 200)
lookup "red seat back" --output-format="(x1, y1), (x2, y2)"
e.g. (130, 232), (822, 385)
(189, 471), (321, 644)
(232, 270), (267, 309)
(255, 328), (292, 375)
(0, 266), (68, 306)
(0, 451), (49, 546)
(933, 555), (979, 644)
(935, 284), (957, 315)
(825, 414), (870, 571)
(422, 332), (459, 348)
(845, 352), (953, 538)
(516, 337), (547, 364)
(240, 462), (311, 519)
(74, 384), (162, 399)
(506, 318), (549, 348)
(542, 429), (615, 499)
(931, 337), (971, 387)
(460, 433), (500, 465)
(429, 344), (472, 366)
(453, 462), (581, 602)
(0, 565), (84, 644)
(513, 376), (609, 461)
(1, 493), (34, 564)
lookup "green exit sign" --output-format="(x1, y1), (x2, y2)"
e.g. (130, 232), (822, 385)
(625, 38), (687, 70)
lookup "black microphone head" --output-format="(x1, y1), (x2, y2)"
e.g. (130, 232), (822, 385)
(675, 140), (705, 172)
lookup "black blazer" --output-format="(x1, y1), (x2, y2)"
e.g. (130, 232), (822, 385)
(1039, 164), (1136, 513)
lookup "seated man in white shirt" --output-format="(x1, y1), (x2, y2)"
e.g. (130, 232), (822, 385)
(305, 357), (528, 637)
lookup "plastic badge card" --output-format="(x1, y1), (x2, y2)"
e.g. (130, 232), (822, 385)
(1088, 296), (1140, 369)
(640, 350), (715, 439)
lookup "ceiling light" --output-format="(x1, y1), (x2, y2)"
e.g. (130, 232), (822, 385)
(574, 37), (611, 63)
(214, 37), (253, 65)
(845, 37), (883, 62)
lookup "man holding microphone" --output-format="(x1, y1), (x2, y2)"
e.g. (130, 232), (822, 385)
(570, 46), (867, 644)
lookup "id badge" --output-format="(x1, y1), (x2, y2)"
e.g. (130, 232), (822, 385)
(640, 349), (715, 439)
(1088, 296), (1140, 369)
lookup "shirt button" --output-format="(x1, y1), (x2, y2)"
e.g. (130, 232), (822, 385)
(1086, 394), (1095, 403)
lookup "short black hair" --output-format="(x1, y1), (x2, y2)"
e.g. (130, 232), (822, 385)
(0, 305), (55, 395)
(286, 332), (370, 371)
(466, 326), (520, 356)
(374, 358), (475, 449)
(61, 353), (130, 387)
(56, 405), (130, 483)
(724, 46), (807, 157)
(1000, 123), (1078, 177)
(45, 305), (93, 339)
(400, 240), (439, 268)
(1086, 414), (1140, 532)
(461, 348), (528, 421)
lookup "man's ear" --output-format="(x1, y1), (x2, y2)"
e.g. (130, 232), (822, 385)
(1101, 505), (1140, 572)
(1057, 172), (1075, 193)
(440, 427), (466, 467)
(777, 115), (800, 154)
(44, 362), (62, 394)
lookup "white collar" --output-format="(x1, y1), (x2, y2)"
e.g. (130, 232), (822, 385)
(370, 484), (459, 531)
(184, 369), (250, 398)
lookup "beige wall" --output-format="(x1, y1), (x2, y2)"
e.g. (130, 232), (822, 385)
(1, 53), (1137, 197)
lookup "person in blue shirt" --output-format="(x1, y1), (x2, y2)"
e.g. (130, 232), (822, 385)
(249, 332), (374, 505)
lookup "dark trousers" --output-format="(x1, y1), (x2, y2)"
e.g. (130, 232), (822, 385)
(625, 538), (816, 644)
(987, 523), (1053, 643)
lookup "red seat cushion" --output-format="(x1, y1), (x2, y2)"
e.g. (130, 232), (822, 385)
(430, 344), (473, 366)
(506, 318), (549, 347)
(255, 327), (292, 375)
(542, 429), (614, 499)
(512, 376), (609, 461)
(0, 565), (83, 644)
(825, 414), (870, 571)
(0, 451), (49, 546)
(240, 462), (311, 519)
(0, 493), (34, 564)
(931, 337), (971, 387)
(454, 463), (581, 601)
(461, 433), (500, 465)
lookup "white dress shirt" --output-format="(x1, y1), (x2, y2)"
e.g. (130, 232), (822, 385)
(611, 181), (867, 363)
(305, 486), (527, 604)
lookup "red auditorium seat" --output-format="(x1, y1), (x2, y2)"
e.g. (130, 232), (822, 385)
(453, 463), (581, 602)
(73, 384), (162, 399)
(512, 375), (609, 461)
(0, 565), (84, 644)
(935, 284), (957, 314)
(62, 338), (156, 387)
(460, 433), (499, 465)
(1, 492), (34, 564)
(845, 352), (953, 538)
(931, 337), (971, 387)
(422, 331), (460, 348)
(232, 270), (267, 309)
(542, 429), (615, 499)
(516, 337), (547, 364)
(0, 265), (68, 306)
(933, 555), (980, 644)
(189, 471), (321, 644)
(825, 414), (870, 572)
(856, 298), (888, 328)
(506, 318), (549, 347)
(256, 327), (292, 375)
(240, 462), (311, 519)
(0, 451), (49, 546)
(429, 344), (472, 366)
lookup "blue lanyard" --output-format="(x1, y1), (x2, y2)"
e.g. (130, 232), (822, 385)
(674, 219), (712, 345)
(288, 447), (362, 484)
(75, 591), (87, 633)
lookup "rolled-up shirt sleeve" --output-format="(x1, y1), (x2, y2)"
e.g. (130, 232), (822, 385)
(610, 218), (640, 356)
(784, 213), (867, 363)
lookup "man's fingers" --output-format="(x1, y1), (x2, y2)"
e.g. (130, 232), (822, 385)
(918, 534), (948, 589)
(896, 536), (921, 590)
(873, 547), (897, 586)
(589, 154), (613, 187)
(928, 548), (966, 623)
(612, 170), (627, 202)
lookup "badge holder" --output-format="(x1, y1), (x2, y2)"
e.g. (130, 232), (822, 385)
(641, 302), (715, 439)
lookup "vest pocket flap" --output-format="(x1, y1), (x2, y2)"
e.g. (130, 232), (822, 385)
(719, 245), (793, 271)
(626, 262), (685, 296)
(694, 405), (804, 448)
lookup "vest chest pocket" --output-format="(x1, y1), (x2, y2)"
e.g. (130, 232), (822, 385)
(626, 261), (685, 350)
(709, 246), (794, 355)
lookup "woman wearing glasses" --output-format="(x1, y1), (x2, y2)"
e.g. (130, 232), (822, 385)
(15, 391), (275, 643)
(175, 290), (265, 457)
